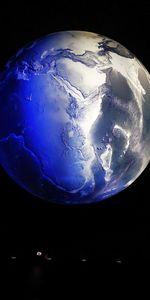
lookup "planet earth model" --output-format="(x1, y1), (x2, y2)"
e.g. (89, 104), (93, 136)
(0, 31), (150, 204)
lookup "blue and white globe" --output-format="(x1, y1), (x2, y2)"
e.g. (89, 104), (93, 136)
(0, 31), (150, 204)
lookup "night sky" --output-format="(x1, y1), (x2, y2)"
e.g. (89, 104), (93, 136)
(0, 0), (149, 292)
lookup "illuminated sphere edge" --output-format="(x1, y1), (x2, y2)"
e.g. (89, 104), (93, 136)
(0, 31), (150, 204)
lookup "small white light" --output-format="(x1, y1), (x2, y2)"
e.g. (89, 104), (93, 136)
(81, 258), (87, 262)
(11, 256), (16, 260)
(45, 255), (52, 261)
(36, 251), (42, 256)
(116, 259), (122, 264)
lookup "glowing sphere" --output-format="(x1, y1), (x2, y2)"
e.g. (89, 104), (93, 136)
(0, 31), (150, 204)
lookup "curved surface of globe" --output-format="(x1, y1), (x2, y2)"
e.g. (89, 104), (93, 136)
(0, 31), (150, 204)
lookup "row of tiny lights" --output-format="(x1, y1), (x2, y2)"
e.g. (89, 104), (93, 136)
(11, 252), (52, 261)
(10, 252), (122, 263)
(11, 252), (86, 262)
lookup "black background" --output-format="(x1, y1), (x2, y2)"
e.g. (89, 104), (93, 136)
(0, 0), (149, 292)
